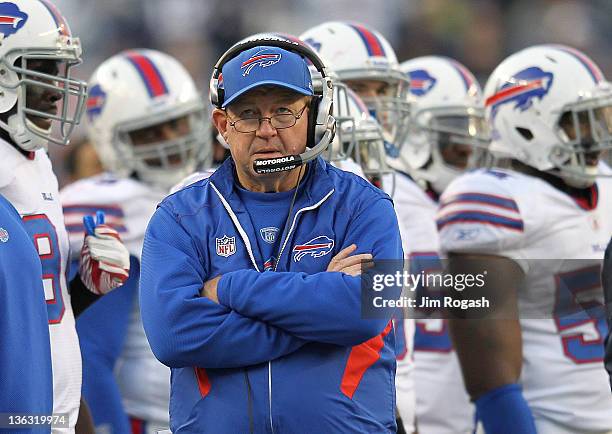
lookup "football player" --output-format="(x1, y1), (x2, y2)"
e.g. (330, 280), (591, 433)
(300, 21), (416, 433)
(324, 78), (389, 184)
(389, 55), (487, 434)
(61, 49), (211, 434)
(0, 1), (130, 432)
(438, 45), (612, 434)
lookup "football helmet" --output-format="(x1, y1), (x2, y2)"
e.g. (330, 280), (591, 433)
(390, 56), (489, 193)
(299, 22), (410, 148)
(329, 81), (389, 183)
(484, 44), (612, 187)
(0, 0), (87, 151)
(87, 49), (211, 190)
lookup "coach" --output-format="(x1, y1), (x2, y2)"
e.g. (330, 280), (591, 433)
(139, 37), (402, 433)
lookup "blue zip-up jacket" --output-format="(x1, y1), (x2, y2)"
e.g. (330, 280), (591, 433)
(140, 157), (403, 433)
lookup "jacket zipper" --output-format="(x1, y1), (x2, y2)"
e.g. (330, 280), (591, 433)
(213, 183), (335, 433)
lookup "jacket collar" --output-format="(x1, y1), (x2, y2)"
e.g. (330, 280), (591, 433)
(209, 156), (335, 210)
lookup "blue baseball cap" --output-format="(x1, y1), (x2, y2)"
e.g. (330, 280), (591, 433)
(220, 45), (314, 108)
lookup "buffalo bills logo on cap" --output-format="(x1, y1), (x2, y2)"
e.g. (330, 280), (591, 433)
(241, 49), (281, 76)
(86, 84), (106, 122)
(486, 67), (554, 120)
(0, 2), (28, 38)
(408, 69), (437, 97)
(293, 235), (334, 262)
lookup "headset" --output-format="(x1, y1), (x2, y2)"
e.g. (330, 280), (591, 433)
(210, 36), (336, 174)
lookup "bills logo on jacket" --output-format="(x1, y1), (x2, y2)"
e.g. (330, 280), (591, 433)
(241, 49), (281, 76)
(408, 69), (437, 96)
(0, 2), (28, 37)
(216, 235), (236, 257)
(293, 235), (334, 262)
(486, 66), (553, 120)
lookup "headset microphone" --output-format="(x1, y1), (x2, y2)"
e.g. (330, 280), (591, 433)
(253, 125), (335, 174)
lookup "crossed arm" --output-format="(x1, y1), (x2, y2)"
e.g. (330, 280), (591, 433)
(140, 200), (402, 369)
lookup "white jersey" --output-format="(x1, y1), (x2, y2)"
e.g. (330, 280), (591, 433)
(61, 173), (168, 424)
(0, 141), (80, 433)
(169, 168), (215, 194)
(384, 171), (473, 434)
(438, 168), (612, 433)
(332, 158), (367, 180)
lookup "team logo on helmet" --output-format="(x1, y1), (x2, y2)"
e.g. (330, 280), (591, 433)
(303, 37), (322, 52)
(486, 67), (554, 120)
(0, 2), (28, 38)
(293, 235), (334, 262)
(241, 50), (281, 76)
(216, 235), (236, 257)
(86, 84), (107, 122)
(408, 69), (437, 96)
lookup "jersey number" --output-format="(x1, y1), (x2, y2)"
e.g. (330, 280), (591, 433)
(22, 214), (65, 324)
(411, 253), (453, 352)
(554, 265), (606, 364)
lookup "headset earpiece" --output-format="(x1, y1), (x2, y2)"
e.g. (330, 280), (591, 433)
(307, 95), (321, 148)
(209, 76), (219, 108)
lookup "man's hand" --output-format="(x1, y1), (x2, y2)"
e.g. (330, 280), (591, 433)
(79, 211), (130, 295)
(201, 275), (222, 303)
(327, 244), (373, 276)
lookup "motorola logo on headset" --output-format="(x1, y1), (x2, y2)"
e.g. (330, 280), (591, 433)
(255, 155), (297, 166)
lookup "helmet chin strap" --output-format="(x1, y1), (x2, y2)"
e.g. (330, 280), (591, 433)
(7, 114), (49, 152)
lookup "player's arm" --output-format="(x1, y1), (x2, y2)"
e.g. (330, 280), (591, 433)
(211, 197), (403, 346)
(69, 274), (102, 317)
(139, 205), (308, 369)
(447, 253), (536, 434)
(439, 173), (536, 434)
(74, 257), (138, 432)
(75, 396), (96, 434)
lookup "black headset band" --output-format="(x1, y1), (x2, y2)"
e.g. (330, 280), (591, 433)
(212, 37), (328, 81)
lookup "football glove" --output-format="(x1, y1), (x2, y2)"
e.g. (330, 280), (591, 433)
(79, 211), (130, 295)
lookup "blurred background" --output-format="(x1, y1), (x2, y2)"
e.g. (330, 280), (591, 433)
(51, 0), (612, 186)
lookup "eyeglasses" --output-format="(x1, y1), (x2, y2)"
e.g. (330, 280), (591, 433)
(227, 105), (308, 133)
